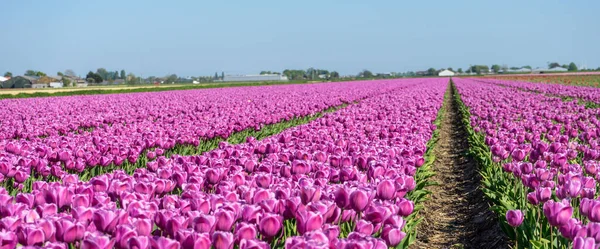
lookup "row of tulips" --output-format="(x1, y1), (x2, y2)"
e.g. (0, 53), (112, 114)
(454, 77), (600, 249)
(472, 78), (600, 107)
(0, 80), (426, 194)
(0, 79), (448, 248)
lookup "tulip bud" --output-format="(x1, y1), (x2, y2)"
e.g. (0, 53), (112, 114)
(505, 210), (524, 227)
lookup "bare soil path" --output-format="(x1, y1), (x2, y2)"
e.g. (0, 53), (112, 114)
(412, 83), (507, 249)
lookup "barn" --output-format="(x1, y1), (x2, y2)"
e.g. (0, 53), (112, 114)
(438, 69), (455, 77)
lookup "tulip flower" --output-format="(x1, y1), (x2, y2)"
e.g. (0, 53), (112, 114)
(16, 224), (46, 246)
(212, 231), (234, 249)
(349, 189), (370, 213)
(573, 237), (596, 249)
(506, 210), (524, 227)
(54, 219), (85, 243)
(381, 224), (406, 247)
(375, 180), (395, 200)
(258, 214), (282, 238)
(296, 210), (324, 235)
(149, 236), (180, 249)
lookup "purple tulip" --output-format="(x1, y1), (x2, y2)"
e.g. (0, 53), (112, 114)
(193, 215), (216, 233)
(544, 200), (573, 227)
(505, 210), (524, 227)
(573, 237), (596, 249)
(296, 210), (323, 235)
(181, 232), (211, 249)
(354, 220), (374, 235)
(239, 239), (269, 249)
(334, 187), (350, 209)
(300, 185), (321, 204)
(149, 236), (180, 249)
(54, 219), (85, 243)
(397, 199), (414, 217)
(214, 209), (235, 231)
(349, 189), (370, 212)
(92, 209), (127, 234)
(16, 224), (46, 246)
(234, 223), (257, 243)
(381, 224), (406, 247)
(258, 214), (282, 238)
(0, 230), (18, 249)
(128, 236), (150, 249)
(376, 180), (395, 200)
(211, 231), (234, 249)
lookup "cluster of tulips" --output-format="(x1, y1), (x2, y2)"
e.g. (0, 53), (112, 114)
(454, 77), (600, 248)
(0, 80), (426, 193)
(0, 79), (447, 248)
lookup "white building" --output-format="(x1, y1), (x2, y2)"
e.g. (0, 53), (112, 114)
(438, 70), (455, 77)
(223, 74), (289, 82)
(0, 76), (8, 82)
(49, 82), (63, 88)
(532, 67), (568, 74)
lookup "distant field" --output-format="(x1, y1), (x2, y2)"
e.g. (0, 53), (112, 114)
(486, 73), (600, 86)
(0, 83), (195, 95)
(0, 81), (316, 99)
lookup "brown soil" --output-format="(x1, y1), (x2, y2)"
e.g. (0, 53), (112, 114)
(412, 83), (507, 249)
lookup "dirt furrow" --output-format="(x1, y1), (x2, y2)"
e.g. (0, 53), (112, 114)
(412, 82), (507, 249)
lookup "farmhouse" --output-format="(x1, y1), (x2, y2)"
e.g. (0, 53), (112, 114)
(222, 74), (288, 82)
(0, 76), (8, 82)
(438, 69), (455, 77)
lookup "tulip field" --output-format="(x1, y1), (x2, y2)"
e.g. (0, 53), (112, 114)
(3, 75), (600, 249)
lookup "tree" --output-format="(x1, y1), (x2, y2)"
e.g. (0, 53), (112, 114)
(126, 73), (138, 84)
(166, 74), (178, 83)
(522, 65), (532, 69)
(25, 70), (36, 76)
(447, 67), (453, 72)
(282, 69), (306, 80)
(65, 69), (76, 77)
(457, 68), (463, 73)
(548, 62), (560, 69)
(491, 64), (501, 73)
(35, 71), (46, 77)
(561, 64), (569, 69)
(426, 68), (436, 76)
(57, 72), (64, 76)
(120, 70), (126, 79)
(568, 62), (578, 71)
(221, 72), (224, 80)
(62, 77), (71, 87)
(360, 70), (374, 78)
(114, 71), (119, 80)
(86, 71), (103, 83)
(330, 71), (340, 79)
(470, 65), (490, 74)
(3, 72), (11, 77)
(96, 68), (108, 80)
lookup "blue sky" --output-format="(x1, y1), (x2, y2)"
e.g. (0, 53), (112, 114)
(1, 0), (598, 77)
